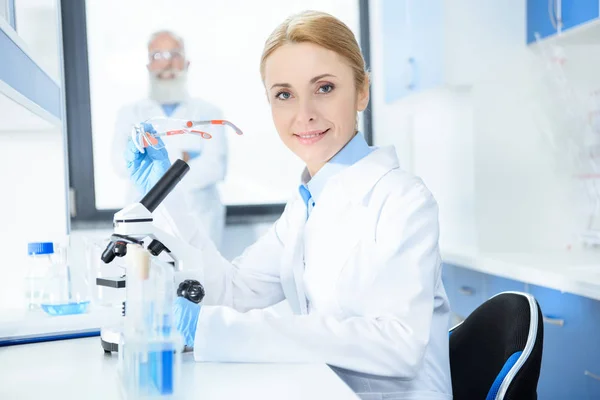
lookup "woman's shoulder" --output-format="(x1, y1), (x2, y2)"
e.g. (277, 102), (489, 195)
(364, 169), (439, 236)
(370, 169), (439, 244)
(373, 167), (435, 204)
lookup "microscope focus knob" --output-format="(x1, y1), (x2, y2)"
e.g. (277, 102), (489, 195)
(147, 239), (169, 256)
(177, 280), (205, 304)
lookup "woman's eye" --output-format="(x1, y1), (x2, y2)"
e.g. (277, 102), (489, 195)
(318, 84), (334, 94)
(276, 91), (292, 100)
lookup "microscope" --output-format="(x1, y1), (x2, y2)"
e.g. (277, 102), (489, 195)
(97, 159), (205, 353)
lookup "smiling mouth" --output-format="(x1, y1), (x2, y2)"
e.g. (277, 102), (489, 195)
(294, 129), (330, 138)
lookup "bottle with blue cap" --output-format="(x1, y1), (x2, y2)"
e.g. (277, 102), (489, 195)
(25, 242), (55, 310)
(25, 241), (91, 315)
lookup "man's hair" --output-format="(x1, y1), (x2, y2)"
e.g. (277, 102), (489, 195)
(147, 30), (185, 51)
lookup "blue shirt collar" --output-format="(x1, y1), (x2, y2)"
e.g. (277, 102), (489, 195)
(161, 103), (180, 117)
(299, 132), (373, 209)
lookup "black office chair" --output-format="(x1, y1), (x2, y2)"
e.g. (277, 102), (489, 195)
(449, 291), (544, 400)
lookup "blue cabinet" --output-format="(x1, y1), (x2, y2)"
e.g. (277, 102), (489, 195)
(528, 285), (600, 399)
(562, 0), (600, 31)
(442, 263), (600, 397)
(442, 264), (486, 320)
(443, 266), (527, 321)
(527, 0), (599, 43)
(527, 0), (558, 43)
(381, 0), (443, 102)
(485, 275), (526, 298)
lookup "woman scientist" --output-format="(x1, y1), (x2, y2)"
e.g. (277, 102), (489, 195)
(125, 10), (452, 400)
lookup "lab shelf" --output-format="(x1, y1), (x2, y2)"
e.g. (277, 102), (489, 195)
(527, 0), (600, 45)
(0, 17), (62, 127)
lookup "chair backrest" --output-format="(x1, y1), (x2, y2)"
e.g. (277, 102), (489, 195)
(449, 291), (544, 400)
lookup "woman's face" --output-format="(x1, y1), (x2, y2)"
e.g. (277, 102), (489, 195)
(263, 42), (369, 176)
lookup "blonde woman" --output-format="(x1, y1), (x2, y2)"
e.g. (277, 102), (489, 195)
(126, 10), (452, 400)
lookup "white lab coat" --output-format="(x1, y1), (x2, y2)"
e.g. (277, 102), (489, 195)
(164, 146), (452, 400)
(111, 98), (227, 248)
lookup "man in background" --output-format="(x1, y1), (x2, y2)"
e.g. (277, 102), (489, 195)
(111, 30), (227, 249)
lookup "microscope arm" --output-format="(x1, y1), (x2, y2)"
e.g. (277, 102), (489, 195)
(105, 159), (227, 298)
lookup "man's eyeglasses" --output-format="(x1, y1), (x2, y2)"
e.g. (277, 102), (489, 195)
(149, 49), (185, 62)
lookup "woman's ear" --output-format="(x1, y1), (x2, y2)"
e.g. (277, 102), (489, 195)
(356, 75), (370, 112)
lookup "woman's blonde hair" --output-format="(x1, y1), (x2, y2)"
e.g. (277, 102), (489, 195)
(260, 10), (369, 92)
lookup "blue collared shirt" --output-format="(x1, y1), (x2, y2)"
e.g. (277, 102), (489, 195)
(161, 103), (180, 117)
(299, 132), (373, 218)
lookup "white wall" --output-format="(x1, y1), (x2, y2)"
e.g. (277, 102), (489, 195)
(367, 85), (478, 255)
(14, 0), (61, 82)
(0, 0), (8, 22)
(0, 0), (67, 312)
(0, 128), (68, 309)
(369, 1), (480, 255)
(472, 52), (583, 253)
(369, 0), (596, 255)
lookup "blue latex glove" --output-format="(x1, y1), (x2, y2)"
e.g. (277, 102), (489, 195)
(173, 296), (201, 348)
(125, 122), (171, 195)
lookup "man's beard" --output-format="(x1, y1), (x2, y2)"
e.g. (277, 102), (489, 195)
(148, 68), (189, 104)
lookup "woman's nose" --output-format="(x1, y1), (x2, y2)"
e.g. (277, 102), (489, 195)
(295, 98), (317, 124)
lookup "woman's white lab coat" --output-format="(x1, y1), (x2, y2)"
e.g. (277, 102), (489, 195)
(111, 98), (227, 248)
(164, 146), (452, 400)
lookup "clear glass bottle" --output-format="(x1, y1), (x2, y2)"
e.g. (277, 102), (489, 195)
(39, 244), (91, 316)
(25, 242), (54, 310)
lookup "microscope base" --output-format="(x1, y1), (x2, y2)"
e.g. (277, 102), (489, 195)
(100, 324), (122, 353)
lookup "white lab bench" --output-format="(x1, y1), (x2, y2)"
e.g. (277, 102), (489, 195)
(441, 248), (600, 301)
(0, 336), (359, 400)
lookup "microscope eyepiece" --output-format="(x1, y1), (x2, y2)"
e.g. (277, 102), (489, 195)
(140, 159), (190, 213)
(101, 236), (138, 264)
(101, 241), (117, 264)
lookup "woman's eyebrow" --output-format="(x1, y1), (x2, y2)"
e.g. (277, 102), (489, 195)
(270, 82), (291, 90)
(310, 73), (336, 83)
(270, 73), (337, 90)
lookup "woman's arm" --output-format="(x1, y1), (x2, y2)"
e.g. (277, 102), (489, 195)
(158, 192), (292, 310)
(191, 182), (441, 378)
